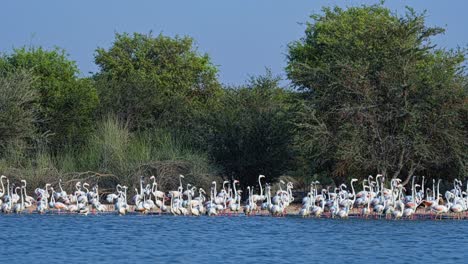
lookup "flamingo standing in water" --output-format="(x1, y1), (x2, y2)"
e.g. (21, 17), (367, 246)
(35, 183), (50, 214)
(299, 191), (311, 217)
(20, 180), (34, 209)
(149, 176), (165, 211)
(312, 191), (325, 218)
(0, 175), (7, 206)
(431, 180), (449, 219)
(106, 184), (121, 204)
(229, 180), (242, 213)
(49, 187), (68, 212)
(1, 179), (12, 213)
(187, 187), (199, 216)
(206, 186), (218, 216)
(90, 185), (106, 212)
(261, 184), (273, 211)
(114, 186), (128, 215)
(244, 186), (254, 216)
(13, 185), (25, 214)
(193, 188), (206, 214)
(403, 177), (418, 219)
(270, 195), (284, 217)
(252, 175), (266, 204)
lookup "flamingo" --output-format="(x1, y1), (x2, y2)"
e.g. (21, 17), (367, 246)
(337, 205), (349, 219)
(13, 185), (25, 214)
(0, 175), (7, 205)
(36, 184), (50, 214)
(1, 179), (12, 213)
(393, 202), (404, 219)
(90, 185), (106, 212)
(244, 186), (254, 216)
(114, 186), (128, 215)
(11, 185), (20, 204)
(299, 191), (311, 217)
(106, 184), (122, 204)
(150, 176), (165, 199)
(212, 181), (225, 208)
(361, 188), (372, 219)
(431, 180), (449, 219)
(272, 180), (285, 205)
(20, 180), (34, 208)
(206, 186), (218, 216)
(195, 188), (206, 214)
(392, 186), (405, 219)
(312, 192), (325, 218)
(252, 175), (266, 203)
(49, 187), (68, 211)
(373, 198), (385, 217)
(229, 180), (242, 212)
(261, 184), (273, 211)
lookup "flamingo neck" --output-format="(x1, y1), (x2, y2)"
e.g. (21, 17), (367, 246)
(140, 179), (143, 196)
(233, 183), (237, 199)
(21, 187), (24, 208)
(259, 177), (263, 196)
(0, 177), (5, 193)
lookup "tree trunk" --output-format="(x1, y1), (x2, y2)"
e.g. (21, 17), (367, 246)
(392, 149), (406, 179)
(401, 160), (419, 186)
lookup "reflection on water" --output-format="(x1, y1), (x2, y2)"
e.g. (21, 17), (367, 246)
(0, 214), (466, 264)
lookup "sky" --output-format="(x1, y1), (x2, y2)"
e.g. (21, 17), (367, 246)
(1, 0), (467, 86)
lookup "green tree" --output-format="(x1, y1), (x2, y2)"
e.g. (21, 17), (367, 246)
(287, 4), (467, 184)
(0, 47), (99, 148)
(0, 70), (38, 154)
(94, 32), (221, 131)
(206, 72), (294, 188)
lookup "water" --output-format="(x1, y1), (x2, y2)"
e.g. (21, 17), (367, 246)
(0, 214), (466, 264)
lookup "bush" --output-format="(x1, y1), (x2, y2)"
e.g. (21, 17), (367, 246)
(0, 70), (38, 154)
(0, 47), (98, 148)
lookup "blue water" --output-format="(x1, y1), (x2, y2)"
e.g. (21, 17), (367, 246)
(0, 214), (466, 264)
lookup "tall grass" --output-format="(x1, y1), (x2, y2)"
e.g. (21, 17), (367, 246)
(0, 115), (219, 194)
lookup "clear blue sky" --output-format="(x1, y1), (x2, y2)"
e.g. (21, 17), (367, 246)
(1, 0), (466, 85)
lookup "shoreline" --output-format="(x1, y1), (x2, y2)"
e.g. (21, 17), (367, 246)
(8, 204), (468, 220)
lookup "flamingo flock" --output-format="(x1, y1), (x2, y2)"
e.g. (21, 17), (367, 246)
(298, 175), (468, 220)
(1, 174), (467, 220)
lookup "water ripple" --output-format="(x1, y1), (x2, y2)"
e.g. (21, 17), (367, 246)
(0, 215), (466, 263)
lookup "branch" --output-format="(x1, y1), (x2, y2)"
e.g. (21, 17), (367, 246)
(392, 149), (406, 179)
(401, 159), (422, 186)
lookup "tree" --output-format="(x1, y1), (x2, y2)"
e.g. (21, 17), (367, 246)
(0, 47), (99, 148)
(206, 72), (294, 188)
(94, 32), (221, 132)
(287, 4), (467, 184)
(0, 70), (38, 154)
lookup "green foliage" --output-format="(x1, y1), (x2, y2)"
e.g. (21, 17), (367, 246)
(94, 32), (221, 131)
(45, 115), (215, 189)
(1, 5), (466, 191)
(287, 4), (467, 184)
(205, 71), (294, 187)
(0, 47), (99, 148)
(0, 70), (38, 154)
(0, 116), (219, 191)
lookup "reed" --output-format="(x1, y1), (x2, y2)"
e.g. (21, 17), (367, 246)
(0, 115), (219, 192)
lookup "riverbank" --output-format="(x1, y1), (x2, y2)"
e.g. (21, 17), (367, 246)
(9, 204), (468, 220)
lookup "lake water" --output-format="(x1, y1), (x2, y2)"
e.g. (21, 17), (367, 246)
(0, 214), (466, 263)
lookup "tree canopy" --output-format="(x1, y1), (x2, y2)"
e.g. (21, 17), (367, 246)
(94, 32), (221, 131)
(205, 72), (294, 188)
(287, 4), (467, 184)
(0, 70), (37, 154)
(0, 47), (98, 148)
